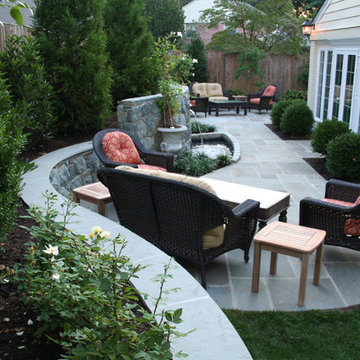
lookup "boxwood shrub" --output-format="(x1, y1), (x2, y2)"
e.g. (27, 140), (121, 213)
(280, 101), (314, 136)
(271, 99), (305, 129)
(326, 133), (360, 181)
(311, 119), (351, 155)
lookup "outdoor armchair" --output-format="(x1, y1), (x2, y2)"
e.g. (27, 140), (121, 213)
(299, 179), (360, 251)
(97, 166), (259, 288)
(93, 129), (174, 172)
(247, 84), (279, 113)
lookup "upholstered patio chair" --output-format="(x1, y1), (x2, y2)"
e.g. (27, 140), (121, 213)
(190, 97), (208, 117)
(93, 129), (174, 172)
(247, 84), (279, 113)
(299, 179), (360, 251)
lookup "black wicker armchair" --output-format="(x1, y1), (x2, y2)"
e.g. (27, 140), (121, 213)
(93, 129), (174, 172)
(299, 179), (360, 251)
(247, 84), (279, 113)
(98, 167), (259, 288)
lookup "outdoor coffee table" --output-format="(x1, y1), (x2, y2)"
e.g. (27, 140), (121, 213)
(251, 221), (326, 306)
(208, 100), (248, 116)
(73, 182), (112, 216)
(202, 178), (290, 229)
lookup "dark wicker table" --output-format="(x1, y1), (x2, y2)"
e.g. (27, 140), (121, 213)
(208, 100), (248, 116)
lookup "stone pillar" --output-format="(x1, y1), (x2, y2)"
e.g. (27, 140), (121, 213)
(117, 86), (191, 152)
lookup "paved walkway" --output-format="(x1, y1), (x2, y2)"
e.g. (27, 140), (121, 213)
(98, 111), (360, 311)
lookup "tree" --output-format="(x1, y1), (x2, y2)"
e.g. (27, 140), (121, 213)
(144, 0), (184, 40)
(104, 0), (158, 105)
(0, 35), (55, 148)
(186, 36), (208, 83)
(201, 0), (304, 86)
(32, 0), (112, 135)
(292, 0), (325, 17)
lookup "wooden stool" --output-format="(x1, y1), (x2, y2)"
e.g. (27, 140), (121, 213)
(73, 182), (112, 216)
(251, 221), (326, 306)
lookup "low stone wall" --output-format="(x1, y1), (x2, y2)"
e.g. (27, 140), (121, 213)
(117, 87), (191, 152)
(49, 150), (102, 198)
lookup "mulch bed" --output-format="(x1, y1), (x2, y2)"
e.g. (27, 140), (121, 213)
(265, 123), (311, 141)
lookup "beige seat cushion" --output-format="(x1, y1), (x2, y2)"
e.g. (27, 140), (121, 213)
(209, 96), (229, 102)
(206, 83), (224, 97)
(192, 83), (208, 98)
(115, 165), (225, 248)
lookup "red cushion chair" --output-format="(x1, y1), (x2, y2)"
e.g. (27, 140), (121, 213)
(93, 129), (174, 172)
(300, 179), (360, 251)
(247, 84), (279, 113)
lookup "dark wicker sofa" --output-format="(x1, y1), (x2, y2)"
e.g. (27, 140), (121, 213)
(98, 167), (259, 288)
(299, 179), (360, 251)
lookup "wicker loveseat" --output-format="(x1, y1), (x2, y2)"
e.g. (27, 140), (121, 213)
(97, 166), (259, 288)
(189, 82), (232, 101)
(299, 179), (360, 252)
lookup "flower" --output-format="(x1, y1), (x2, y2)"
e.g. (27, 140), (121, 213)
(176, 32), (183, 38)
(100, 231), (111, 239)
(193, 58), (198, 63)
(91, 226), (102, 234)
(52, 273), (60, 281)
(89, 232), (94, 238)
(43, 245), (59, 256)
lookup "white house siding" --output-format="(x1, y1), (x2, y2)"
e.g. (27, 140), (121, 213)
(307, 0), (360, 133)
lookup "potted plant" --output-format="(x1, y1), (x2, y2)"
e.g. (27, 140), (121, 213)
(153, 34), (193, 153)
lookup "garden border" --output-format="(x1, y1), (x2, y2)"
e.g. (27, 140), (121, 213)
(21, 141), (252, 360)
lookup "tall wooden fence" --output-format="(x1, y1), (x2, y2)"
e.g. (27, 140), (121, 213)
(0, 24), (32, 51)
(207, 51), (309, 95)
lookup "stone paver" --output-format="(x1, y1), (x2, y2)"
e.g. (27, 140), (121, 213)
(189, 110), (360, 310)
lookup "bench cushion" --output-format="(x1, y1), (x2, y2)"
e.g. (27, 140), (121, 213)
(115, 166), (225, 248)
(192, 83), (208, 98)
(102, 132), (141, 165)
(206, 83), (223, 97)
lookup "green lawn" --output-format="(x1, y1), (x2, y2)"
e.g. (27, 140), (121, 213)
(224, 308), (360, 360)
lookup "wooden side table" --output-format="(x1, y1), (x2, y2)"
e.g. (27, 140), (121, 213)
(73, 182), (112, 217)
(251, 221), (326, 306)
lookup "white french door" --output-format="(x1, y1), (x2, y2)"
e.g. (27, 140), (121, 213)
(315, 49), (359, 131)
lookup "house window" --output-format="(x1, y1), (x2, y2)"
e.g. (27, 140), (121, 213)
(343, 55), (356, 124)
(332, 54), (343, 120)
(323, 51), (333, 120)
(316, 51), (325, 119)
(315, 49), (358, 131)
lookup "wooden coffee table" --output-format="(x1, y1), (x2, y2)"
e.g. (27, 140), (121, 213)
(73, 182), (112, 216)
(251, 221), (326, 306)
(208, 100), (248, 116)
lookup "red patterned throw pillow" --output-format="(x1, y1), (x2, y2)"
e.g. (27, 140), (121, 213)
(101, 132), (141, 164)
(323, 197), (360, 236)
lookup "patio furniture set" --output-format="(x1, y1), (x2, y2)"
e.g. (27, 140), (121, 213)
(73, 129), (360, 306)
(189, 82), (279, 117)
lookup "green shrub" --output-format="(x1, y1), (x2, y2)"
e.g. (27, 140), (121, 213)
(175, 151), (215, 176)
(191, 121), (216, 133)
(14, 194), (186, 358)
(326, 133), (360, 181)
(0, 35), (55, 148)
(0, 77), (33, 246)
(280, 101), (314, 136)
(279, 89), (307, 102)
(33, 0), (112, 135)
(216, 154), (232, 167)
(311, 119), (351, 155)
(270, 99), (301, 128)
(227, 88), (246, 96)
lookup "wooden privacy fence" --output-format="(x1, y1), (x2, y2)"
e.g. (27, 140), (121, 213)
(207, 51), (309, 95)
(0, 24), (32, 51)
